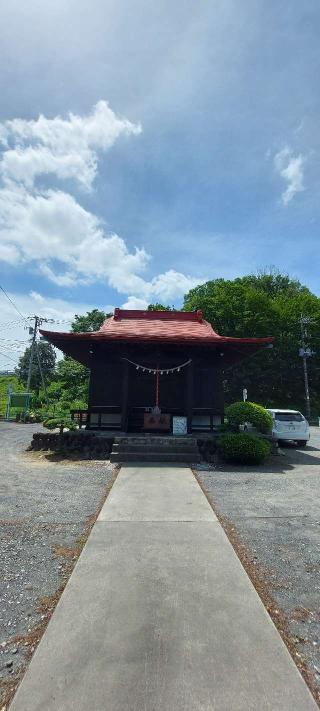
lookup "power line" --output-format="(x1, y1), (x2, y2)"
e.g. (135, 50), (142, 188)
(0, 349), (18, 365)
(0, 319), (28, 328)
(0, 285), (29, 324)
(0, 339), (29, 347)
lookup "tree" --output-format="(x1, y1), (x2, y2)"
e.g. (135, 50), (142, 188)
(43, 414), (77, 437)
(54, 357), (89, 405)
(184, 271), (320, 416)
(16, 342), (56, 392)
(147, 304), (175, 311)
(71, 309), (110, 333)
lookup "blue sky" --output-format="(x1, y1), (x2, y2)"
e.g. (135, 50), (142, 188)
(0, 1), (319, 367)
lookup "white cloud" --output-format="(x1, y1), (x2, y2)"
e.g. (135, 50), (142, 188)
(0, 242), (20, 263)
(0, 102), (203, 306)
(0, 179), (199, 300)
(121, 296), (149, 310)
(0, 182), (150, 286)
(1, 101), (141, 190)
(150, 270), (198, 301)
(29, 290), (44, 302)
(274, 146), (305, 206)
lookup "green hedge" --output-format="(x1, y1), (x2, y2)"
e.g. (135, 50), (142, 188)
(43, 416), (77, 435)
(217, 432), (271, 465)
(225, 401), (272, 434)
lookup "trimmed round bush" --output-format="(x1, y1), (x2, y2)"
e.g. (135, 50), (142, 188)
(217, 432), (271, 465)
(225, 401), (272, 434)
(43, 416), (77, 435)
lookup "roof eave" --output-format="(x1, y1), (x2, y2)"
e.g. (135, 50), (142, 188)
(40, 329), (274, 347)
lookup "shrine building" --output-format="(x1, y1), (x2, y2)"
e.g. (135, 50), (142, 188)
(40, 308), (273, 434)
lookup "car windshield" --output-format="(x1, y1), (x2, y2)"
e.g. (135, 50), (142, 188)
(274, 412), (304, 422)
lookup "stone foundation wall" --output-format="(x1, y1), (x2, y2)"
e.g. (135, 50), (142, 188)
(29, 431), (220, 462)
(29, 432), (114, 459)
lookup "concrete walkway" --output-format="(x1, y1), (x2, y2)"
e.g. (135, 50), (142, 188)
(10, 464), (317, 710)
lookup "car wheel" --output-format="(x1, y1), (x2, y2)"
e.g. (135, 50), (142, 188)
(296, 440), (307, 447)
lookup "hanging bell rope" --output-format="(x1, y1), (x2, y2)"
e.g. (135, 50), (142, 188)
(121, 357), (192, 374)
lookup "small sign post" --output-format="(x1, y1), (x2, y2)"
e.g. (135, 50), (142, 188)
(172, 416), (187, 436)
(5, 392), (32, 421)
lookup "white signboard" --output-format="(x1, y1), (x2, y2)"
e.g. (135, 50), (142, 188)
(172, 416), (187, 435)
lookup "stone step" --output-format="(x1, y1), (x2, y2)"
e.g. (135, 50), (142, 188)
(114, 437), (197, 446)
(112, 443), (199, 454)
(110, 452), (201, 463)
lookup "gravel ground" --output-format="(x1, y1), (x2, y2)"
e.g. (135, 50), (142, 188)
(196, 428), (320, 705)
(0, 422), (117, 706)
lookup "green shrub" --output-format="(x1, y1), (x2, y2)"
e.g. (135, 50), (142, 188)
(43, 415), (77, 436)
(217, 432), (271, 465)
(225, 401), (272, 434)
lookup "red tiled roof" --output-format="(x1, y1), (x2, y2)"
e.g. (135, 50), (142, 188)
(97, 308), (220, 342)
(40, 309), (274, 347)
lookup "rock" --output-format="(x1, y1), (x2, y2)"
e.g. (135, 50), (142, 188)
(5, 660), (13, 668)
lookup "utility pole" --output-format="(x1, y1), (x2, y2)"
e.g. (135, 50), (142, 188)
(299, 315), (314, 421)
(26, 315), (39, 392)
(35, 341), (48, 403)
(26, 315), (54, 395)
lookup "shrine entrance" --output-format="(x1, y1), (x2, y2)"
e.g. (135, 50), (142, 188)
(126, 356), (191, 432)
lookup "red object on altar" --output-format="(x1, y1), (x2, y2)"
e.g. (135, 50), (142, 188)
(143, 413), (171, 431)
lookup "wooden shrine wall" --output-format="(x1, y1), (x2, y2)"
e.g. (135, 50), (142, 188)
(87, 344), (224, 414)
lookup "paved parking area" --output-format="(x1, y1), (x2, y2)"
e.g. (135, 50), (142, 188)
(0, 422), (116, 707)
(196, 428), (320, 706)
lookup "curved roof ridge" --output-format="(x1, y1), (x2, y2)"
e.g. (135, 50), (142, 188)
(39, 308), (274, 347)
(97, 310), (221, 339)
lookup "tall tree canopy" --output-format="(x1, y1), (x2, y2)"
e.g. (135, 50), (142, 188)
(46, 357), (89, 409)
(71, 309), (109, 332)
(184, 271), (320, 414)
(147, 304), (174, 311)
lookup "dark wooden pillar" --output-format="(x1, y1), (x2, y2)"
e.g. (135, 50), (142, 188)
(121, 357), (129, 431)
(186, 359), (193, 434)
(88, 368), (94, 409)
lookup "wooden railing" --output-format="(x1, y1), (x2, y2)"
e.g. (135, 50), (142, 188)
(70, 406), (223, 432)
(70, 406), (122, 430)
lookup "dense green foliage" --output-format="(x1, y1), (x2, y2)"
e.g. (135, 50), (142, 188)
(217, 432), (271, 464)
(0, 374), (25, 417)
(147, 304), (174, 311)
(43, 415), (77, 435)
(184, 270), (320, 415)
(46, 358), (89, 411)
(71, 309), (109, 332)
(225, 402), (273, 433)
(15, 342), (56, 392)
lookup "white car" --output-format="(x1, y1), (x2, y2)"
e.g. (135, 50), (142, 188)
(268, 409), (310, 447)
